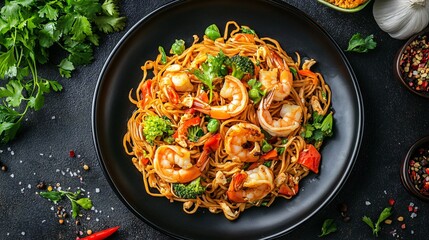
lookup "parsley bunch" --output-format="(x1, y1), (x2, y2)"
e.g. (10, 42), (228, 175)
(0, 0), (126, 143)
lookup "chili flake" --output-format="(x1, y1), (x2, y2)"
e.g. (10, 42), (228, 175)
(407, 146), (429, 196)
(399, 34), (429, 93)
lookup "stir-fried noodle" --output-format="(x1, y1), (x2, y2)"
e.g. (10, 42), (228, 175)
(123, 21), (333, 220)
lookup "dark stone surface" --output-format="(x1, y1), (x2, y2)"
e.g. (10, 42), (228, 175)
(0, 0), (427, 239)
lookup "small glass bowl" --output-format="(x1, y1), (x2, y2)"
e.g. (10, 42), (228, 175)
(394, 28), (429, 99)
(317, 0), (372, 13)
(400, 136), (429, 201)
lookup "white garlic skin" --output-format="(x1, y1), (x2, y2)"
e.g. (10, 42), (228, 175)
(373, 0), (429, 40)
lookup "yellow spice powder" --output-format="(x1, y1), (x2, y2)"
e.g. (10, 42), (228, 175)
(325, 0), (367, 9)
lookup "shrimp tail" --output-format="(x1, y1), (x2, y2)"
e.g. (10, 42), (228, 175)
(261, 89), (275, 110)
(227, 172), (248, 203)
(191, 98), (211, 115)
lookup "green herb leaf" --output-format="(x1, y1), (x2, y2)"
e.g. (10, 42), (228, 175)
(346, 33), (377, 53)
(319, 219), (337, 237)
(241, 26), (255, 35)
(71, 200), (79, 218)
(362, 207), (392, 236)
(158, 46), (167, 64)
(39, 191), (64, 204)
(58, 58), (75, 78)
(191, 51), (228, 103)
(76, 198), (93, 210)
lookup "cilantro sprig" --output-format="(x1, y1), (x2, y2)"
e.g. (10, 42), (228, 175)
(191, 51), (228, 103)
(319, 219), (337, 237)
(0, 0), (126, 143)
(346, 33), (377, 53)
(362, 207), (392, 237)
(40, 189), (93, 218)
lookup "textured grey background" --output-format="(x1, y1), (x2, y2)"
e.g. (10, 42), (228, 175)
(1, 0), (428, 239)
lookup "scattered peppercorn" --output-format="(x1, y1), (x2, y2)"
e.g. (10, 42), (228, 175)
(388, 198), (395, 206)
(75, 220), (81, 226)
(69, 150), (76, 158)
(83, 164), (90, 171)
(1, 164), (8, 172)
(36, 181), (46, 190)
(407, 146), (429, 195)
(399, 34), (429, 93)
(337, 202), (351, 222)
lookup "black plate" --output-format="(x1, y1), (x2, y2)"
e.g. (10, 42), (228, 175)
(92, 0), (364, 239)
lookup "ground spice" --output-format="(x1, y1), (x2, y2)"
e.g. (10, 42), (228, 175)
(399, 34), (429, 93)
(407, 146), (429, 195)
(324, 0), (367, 9)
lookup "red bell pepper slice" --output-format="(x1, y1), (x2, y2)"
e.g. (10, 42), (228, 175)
(298, 69), (318, 79)
(297, 144), (321, 174)
(203, 133), (221, 152)
(261, 149), (278, 160)
(140, 80), (152, 107)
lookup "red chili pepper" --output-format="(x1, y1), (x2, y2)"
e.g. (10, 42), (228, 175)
(297, 144), (321, 174)
(79, 226), (120, 240)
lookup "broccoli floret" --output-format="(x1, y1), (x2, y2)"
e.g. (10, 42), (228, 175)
(187, 126), (204, 142)
(229, 55), (254, 80)
(142, 115), (174, 144)
(172, 177), (206, 199)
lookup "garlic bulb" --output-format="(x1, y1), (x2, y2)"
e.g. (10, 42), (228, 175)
(373, 0), (429, 40)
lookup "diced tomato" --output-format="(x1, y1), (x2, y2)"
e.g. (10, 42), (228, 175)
(141, 157), (149, 166)
(297, 144), (321, 174)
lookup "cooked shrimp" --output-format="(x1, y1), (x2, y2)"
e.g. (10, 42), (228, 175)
(192, 75), (249, 119)
(227, 165), (274, 203)
(224, 123), (264, 162)
(160, 64), (194, 104)
(257, 90), (302, 137)
(258, 48), (293, 101)
(153, 145), (207, 183)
